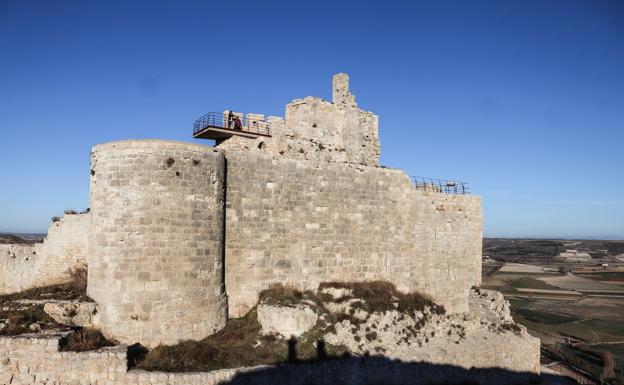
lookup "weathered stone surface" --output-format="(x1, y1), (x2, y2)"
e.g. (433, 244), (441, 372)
(224, 150), (483, 317)
(27, 323), (40, 332)
(0, 213), (89, 295)
(88, 140), (227, 347)
(318, 286), (353, 300)
(332, 73), (357, 108)
(43, 301), (96, 327)
(469, 288), (513, 324)
(257, 303), (318, 338)
(324, 289), (540, 373)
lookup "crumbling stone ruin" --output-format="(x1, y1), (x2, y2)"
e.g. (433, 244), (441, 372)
(0, 74), (544, 384)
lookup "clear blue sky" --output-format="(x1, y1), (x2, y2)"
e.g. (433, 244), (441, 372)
(1, 0), (623, 238)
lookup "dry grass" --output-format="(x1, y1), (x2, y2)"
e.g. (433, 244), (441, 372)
(0, 306), (59, 335)
(137, 309), (286, 371)
(319, 281), (445, 315)
(60, 328), (115, 352)
(258, 284), (328, 313)
(67, 265), (88, 293)
(136, 282), (445, 372)
(137, 290), (347, 372)
(0, 265), (90, 303)
(497, 322), (523, 335)
(259, 284), (312, 306)
(0, 265), (91, 336)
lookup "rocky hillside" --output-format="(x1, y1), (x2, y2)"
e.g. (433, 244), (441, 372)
(137, 282), (538, 373)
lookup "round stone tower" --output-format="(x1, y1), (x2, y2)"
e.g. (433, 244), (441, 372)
(88, 140), (227, 347)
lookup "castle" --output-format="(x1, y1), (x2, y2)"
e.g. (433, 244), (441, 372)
(0, 75), (543, 384)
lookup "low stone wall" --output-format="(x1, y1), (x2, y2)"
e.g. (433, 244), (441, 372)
(0, 334), (548, 385)
(0, 213), (89, 295)
(0, 334), (127, 385)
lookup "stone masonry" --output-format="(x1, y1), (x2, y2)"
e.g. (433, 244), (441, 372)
(0, 213), (88, 294)
(81, 135), (480, 345)
(88, 140), (227, 347)
(224, 151), (482, 317)
(217, 74), (380, 166)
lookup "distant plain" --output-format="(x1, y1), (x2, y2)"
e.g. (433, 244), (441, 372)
(483, 238), (624, 383)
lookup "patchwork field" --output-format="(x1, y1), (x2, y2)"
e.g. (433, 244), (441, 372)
(483, 238), (624, 384)
(540, 274), (624, 294)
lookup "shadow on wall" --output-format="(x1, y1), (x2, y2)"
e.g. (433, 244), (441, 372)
(221, 344), (577, 385)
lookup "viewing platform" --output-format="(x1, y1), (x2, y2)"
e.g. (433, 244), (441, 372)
(193, 111), (272, 140)
(411, 176), (470, 195)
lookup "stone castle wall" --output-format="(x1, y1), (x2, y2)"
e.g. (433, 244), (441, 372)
(0, 335), (128, 385)
(224, 150), (482, 317)
(0, 244), (38, 294)
(0, 213), (89, 294)
(33, 213), (89, 276)
(88, 140), (227, 347)
(0, 333), (541, 385)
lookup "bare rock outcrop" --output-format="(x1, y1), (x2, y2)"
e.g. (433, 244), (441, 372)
(257, 302), (319, 338)
(43, 301), (96, 327)
(320, 286), (539, 372)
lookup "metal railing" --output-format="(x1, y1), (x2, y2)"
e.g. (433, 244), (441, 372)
(411, 176), (470, 195)
(193, 111), (271, 136)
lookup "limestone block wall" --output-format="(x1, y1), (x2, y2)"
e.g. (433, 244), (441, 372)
(88, 140), (227, 347)
(0, 334), (541, 385)
(283, 96), (380, 165)
(224, 150), (482, 317)
(0, 244), (38, 294)
(0, 213), (89, 295)
(0, 335), (127, 385)
(33, 213), (89, 276)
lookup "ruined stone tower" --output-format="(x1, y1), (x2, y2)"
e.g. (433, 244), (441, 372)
(332, 73), (357, 108)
